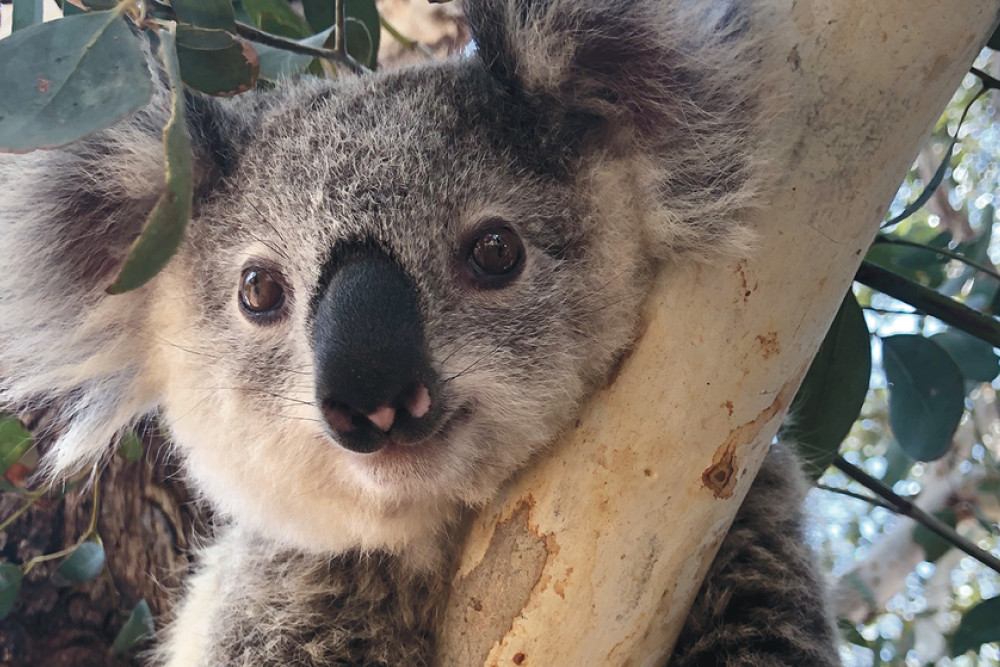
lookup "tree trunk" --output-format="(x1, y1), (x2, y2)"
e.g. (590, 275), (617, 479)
(435, 1), (1000, 664)
(0, 431), (200, 667)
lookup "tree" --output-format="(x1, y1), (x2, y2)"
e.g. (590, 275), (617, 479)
(0, 0), (998, 665)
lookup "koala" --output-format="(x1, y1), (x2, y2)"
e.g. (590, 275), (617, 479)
(0, 0), (841, 665)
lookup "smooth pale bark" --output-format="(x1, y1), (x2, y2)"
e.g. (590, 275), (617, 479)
(436, 1), (1000, 665)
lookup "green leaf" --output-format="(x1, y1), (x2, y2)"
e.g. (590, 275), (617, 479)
(784, 291), (871, 479)
(243, 0), (312, 38)
(117, 430), (144, 463)
(0, 11), (153, 153)
(882, 335), (965, 461)
(866, 234), (951, 289)
(171, 0), (236, 32)
(950, 596), (1000, 656)
(989, 24), (1000, 51)
(301, 0), (336, 31)
(0, 563), (23, 620)
(254, 26), (333, 81)
(933, 328), (1000, 384)
(54, 541), (105, 585)
(0, 416), (33, 475)
(175, 26), (260, 96)
(107, 29), (194, 295)
(12, 0), (44, 31)
(80, 0), (118, 9)
(912, 508), (957, 562)
(344, 0), (380, 70)
(111, 599), (154, 655)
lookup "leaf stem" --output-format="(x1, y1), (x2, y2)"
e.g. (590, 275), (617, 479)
(833, 456), (1000, 575)
(379, 16), (436, 59)
(0, 490), (45, 533)
(815, 483), (897, 512)
(856, 261), (1000, 347)
(21, 465), (102, 576)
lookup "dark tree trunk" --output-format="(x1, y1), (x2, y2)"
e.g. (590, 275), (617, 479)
(0, 429), (202, 667)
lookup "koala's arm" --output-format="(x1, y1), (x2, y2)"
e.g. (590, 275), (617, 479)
(156, 527), (447, 667)
(669, 442), (841, 667)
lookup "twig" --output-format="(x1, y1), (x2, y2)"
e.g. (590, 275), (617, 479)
(816, 483), (898, 512)
(0, 490), (45, 533)
(380, 16), (436, 59)
(856, 261), (1000, 347)
(833, 456), (1000, 575)
(233, 22), (368, 76)
(22, 465), (102, 575)
(334, 0), (346, 58)
(872, 236), (1000, 283)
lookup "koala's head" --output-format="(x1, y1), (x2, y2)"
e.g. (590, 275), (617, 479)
(0, 0), (764, 555)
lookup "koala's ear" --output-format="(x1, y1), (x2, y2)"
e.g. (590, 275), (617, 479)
(466, 0), (769, 258)
(0, 83), (241, 478)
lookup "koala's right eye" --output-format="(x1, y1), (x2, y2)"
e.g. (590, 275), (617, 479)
(239, 267), (287, 322)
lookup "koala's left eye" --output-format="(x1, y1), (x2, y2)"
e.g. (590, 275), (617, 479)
(239, 267), (286, 321)
(466, 226), (524, 285)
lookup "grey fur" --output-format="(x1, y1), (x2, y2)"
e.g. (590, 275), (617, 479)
(0, 0), (838, 664)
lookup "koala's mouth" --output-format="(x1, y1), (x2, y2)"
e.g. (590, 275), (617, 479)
(353, 401), (474, 464)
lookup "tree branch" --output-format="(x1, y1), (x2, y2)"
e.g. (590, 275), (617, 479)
(234, 22), (367, 76)
(855, 261), (1000, 346)
(833, 456), (1000, 575)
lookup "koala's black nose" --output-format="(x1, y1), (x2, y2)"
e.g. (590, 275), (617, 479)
(312, 248), (438, 454)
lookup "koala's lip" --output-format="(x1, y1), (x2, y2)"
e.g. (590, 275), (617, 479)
(354, 401), (474, 462)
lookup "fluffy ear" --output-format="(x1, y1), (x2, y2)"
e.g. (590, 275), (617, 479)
(0, 80), (238, 478)
(466, 0), (771, 258)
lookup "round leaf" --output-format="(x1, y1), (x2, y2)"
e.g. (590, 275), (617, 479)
(932, 328), (1000, 383)
(111, 599), (154, 655)
(0, 11), (153, 153)
(0, 415), (32, 475)
(54, 541), (105, 585)
(0, 563), (23, 620)
(117, 429), (144, 463)
(785, 291), (871, 478)
(882, 335), (964, 461)
(950, 596), (1000, 656)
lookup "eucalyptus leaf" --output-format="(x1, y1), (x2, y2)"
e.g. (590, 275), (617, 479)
(171, 0), (236, 32)
(785, 291), (871, 479)
(254, 27), (333, 81)
(950, 596), (1000, 656)
(932, 328), (1000, 383)
(882, 335), (964, 461)
(0, 563), (23, 620)
(118, 430), (144, 463)
(107, 29), (193, 294)
(243, 0), (312, 38)
(12, 0), (44, 31)
(0, 416), (32, 475)
(111, 599), (154, 655)
(54, 541), (105, 585)
(176, 29), (260, 96)
(0, 11), (153, 153)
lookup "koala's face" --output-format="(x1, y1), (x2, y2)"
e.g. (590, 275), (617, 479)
(0, 0), (760, 555)
(153, 63), (653, 551)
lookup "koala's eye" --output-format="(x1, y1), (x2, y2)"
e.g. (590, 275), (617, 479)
(239, 267), (286, 319)
(467, 227), (524, 283)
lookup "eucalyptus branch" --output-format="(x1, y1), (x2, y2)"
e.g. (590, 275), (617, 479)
(856, 261), (1000, 347)
(234, 22), (367, 76)
(380, 16), (436, 59)
(833, 456), (1000, 575)
(872, 235), (1000, 282)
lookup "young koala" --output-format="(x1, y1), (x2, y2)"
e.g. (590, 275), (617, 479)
(0, 0), (840, 664)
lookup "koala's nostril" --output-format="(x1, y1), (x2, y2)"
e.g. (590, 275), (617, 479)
(321, 401), (363, 434)
(366, 405), (396, 432)
(403, 383), (431, 419)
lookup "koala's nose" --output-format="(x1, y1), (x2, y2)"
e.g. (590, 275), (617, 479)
(312, 248), (438, 454)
